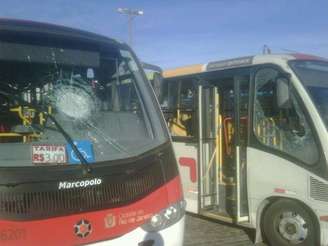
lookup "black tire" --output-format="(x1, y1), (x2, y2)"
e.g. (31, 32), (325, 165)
(262, 199), (318, 246)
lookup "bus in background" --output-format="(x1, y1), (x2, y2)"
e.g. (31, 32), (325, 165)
(142, 62), (163, 100)
(0, 19), (184, 246)
(160, 54), (328, 246)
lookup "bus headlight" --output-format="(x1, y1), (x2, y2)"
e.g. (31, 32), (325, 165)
(142, 200), (186, 232)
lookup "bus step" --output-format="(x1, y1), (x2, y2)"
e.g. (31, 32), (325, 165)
(201, 193), (217, 197)
(226, 195), (236, 200)
(219, 182), (236, 186)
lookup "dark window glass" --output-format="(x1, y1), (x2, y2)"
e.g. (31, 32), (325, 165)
(290, 60), (328, 130)
(162, 80), (196, 138)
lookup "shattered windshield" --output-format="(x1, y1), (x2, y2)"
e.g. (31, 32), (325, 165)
(290, 60), (328, 130)
(0, 38), (164, 166)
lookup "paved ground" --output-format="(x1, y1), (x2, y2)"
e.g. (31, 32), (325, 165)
(184, 214), (257, 246)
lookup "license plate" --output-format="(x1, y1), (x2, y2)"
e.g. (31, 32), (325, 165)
(32, 144), (67, 164)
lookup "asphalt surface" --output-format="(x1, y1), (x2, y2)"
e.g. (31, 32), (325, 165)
(184, 214), (256, 246)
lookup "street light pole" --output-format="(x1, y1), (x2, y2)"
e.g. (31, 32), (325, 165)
(128, 14), (133, 47)
(117, 8), (144, 47)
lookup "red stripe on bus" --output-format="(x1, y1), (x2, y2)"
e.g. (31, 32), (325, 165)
(292, 53), (326, 61)
(320, 216), (328, 221)
(179, 157), (197, 183)
(274, 188), (286, 194)
(0, 175), (182, 246)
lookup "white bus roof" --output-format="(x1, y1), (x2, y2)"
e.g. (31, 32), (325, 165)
(163, 53), (327, 78)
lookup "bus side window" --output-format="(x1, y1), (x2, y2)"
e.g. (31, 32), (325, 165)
(163, 80), (196, 138)
(254, 68), (319, 165)
(159, 80), (168, 109)
(178, 81), (195, 137)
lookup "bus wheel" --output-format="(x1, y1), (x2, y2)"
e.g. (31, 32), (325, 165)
(262, 199), (318, 246)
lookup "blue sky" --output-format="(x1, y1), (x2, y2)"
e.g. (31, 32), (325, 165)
(1, 0), (327, 69)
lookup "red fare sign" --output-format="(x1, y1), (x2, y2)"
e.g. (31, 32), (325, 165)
(32, 144), (67, 164)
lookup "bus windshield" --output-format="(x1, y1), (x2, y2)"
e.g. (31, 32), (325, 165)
(0, 37), (165, 167)
(290, 60), (328, 129)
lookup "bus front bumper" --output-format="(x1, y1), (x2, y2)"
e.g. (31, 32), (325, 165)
(87, 215), (185, 246)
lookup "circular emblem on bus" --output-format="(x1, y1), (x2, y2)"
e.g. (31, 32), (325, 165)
(74, 219), (92, 238)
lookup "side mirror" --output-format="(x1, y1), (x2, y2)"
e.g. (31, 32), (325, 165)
(276, 77), (291, 108)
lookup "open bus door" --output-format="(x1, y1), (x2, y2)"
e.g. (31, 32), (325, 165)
(198, 85), (220, 211)
(198, 76), (249, 224)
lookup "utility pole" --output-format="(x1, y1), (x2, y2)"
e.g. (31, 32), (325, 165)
(262, 44), (271, 54)
(117, 8), (144, 47)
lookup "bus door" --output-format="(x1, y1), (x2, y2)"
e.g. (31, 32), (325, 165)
(198, 75), (250, 223)
(234, 76), (250, 223)
(198, 85), (220, 212)
(163, 79), (199, 214)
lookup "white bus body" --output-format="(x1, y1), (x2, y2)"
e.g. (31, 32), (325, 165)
(161, 54), (328, 245)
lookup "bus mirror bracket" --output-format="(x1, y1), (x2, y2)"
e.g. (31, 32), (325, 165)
(276, 76), (291, 109)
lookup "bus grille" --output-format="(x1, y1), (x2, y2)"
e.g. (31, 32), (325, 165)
(0, 164), (164, 220)
(310, 176), (328, 202)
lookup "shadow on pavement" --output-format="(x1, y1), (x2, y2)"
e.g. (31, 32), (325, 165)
(184, 213), (257, 246)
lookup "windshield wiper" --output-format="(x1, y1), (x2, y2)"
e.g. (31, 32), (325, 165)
(0, 91), (92, 175)
(84, 121), (128, 154)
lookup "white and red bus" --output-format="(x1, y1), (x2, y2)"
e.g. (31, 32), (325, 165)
(0, 19), (185, 245)
(160, 54), (328, 245)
